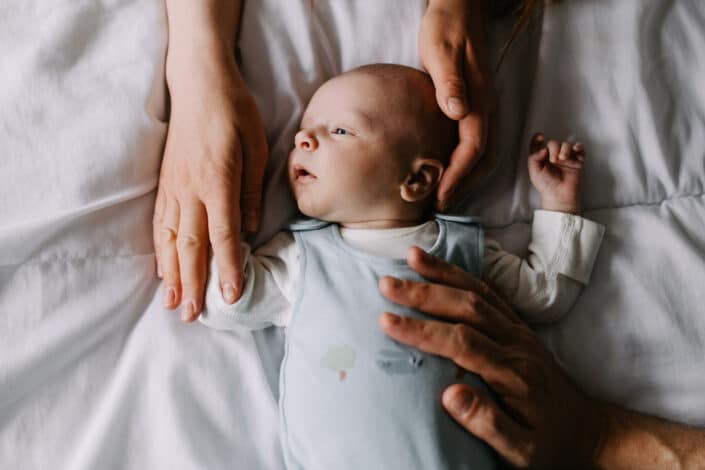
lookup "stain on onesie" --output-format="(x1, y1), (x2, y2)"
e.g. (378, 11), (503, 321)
(320, 345), (356, 382)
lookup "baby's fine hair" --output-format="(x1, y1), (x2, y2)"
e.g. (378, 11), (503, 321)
(344, 63), (458, 165)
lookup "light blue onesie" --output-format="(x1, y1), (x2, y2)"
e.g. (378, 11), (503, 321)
(277, 215), (500, 470)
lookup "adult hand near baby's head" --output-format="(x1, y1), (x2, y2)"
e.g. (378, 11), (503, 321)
(154, 52), (267, 322)
(419, 0), (496, 211)
(378, 247), (607, 468)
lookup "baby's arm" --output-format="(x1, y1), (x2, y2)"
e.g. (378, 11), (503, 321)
(483, 211), (604, 322)
(482, 134), (604, 323)
(199, 232), (298, 330)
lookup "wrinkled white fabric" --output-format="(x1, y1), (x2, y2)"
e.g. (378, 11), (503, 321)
(1, 0), (705, 468)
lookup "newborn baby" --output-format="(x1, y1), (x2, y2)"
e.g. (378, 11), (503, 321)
(200, 64), (604, 470)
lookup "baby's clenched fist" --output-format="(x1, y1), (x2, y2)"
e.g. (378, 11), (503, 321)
(527, 133), (585, 215)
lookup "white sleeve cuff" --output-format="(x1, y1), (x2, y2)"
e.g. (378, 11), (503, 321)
(530, 210), (605, 284)
(199, 233), (297, 330)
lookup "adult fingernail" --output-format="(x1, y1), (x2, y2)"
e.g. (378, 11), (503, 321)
(384, 313), (401, 326)
(163, 287), (176, 308)
(447, 97), (466, 117)
(223, 283), (236, 304)
(447, 391), (474, 416)
(181, 300), (196, 322)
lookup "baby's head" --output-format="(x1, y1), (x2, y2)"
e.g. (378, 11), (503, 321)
(288, 63), (457, 225)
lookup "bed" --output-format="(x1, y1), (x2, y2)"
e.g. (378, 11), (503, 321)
(1, 0), (704, 468)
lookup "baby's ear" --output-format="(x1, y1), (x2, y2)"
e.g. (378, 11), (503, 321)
(400, 157), (445, 203)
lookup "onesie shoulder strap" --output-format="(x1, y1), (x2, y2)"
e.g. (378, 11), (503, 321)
(434, 213), (482, 226)
(285, 217), (332, 232)
(433, 213), (484, 278)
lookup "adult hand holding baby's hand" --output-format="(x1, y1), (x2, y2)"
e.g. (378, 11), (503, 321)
(420, 0), (495, 211)
(154, 41), (267, 322)
(379, 247), (607, 468)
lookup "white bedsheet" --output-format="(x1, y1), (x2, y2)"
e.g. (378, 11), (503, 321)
(1, 0), (704, 468)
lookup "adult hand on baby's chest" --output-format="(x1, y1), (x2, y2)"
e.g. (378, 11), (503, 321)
(378, 247), (607, 468)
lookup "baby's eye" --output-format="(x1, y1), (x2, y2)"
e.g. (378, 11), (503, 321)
(333, 128), (349, 135)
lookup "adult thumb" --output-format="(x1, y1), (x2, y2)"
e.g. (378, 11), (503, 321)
(423, 45), (469, 120)
(442, 384), (530, 464)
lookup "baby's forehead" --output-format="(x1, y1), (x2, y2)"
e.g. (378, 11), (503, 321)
(308, 72), (431, 127)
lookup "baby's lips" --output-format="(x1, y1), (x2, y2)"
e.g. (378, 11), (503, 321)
(292, 163), (316, 179)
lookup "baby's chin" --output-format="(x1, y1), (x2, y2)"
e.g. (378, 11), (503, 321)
(295, 196), (329, 221)
(295, 196), (354, 223)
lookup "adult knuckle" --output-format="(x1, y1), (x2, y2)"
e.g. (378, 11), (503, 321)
(478, 404), (500, 435)
(465, 139), (483, 157)
(412, 282), (432, 307)
(509, 439), (537, 469)
(518, 441), (538, 467)
(436, 37), (462, 56)
(442, 77), (465, 95)
(159, 227), (177, 244)
(478, 280), (493, 297)
(419, 321), (437, 346)
(452, 324), (473, 355)
(211, 224), (236, 245)
(463, 291), (480, 313)
(513, 358), (545, 394)
(176, 233), (203, 252)
(163, 272), (179, 285)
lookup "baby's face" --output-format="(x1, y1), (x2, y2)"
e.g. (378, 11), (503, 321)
(288, 73), (414, 223)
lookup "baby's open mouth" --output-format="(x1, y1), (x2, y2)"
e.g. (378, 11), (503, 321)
(293, 164), (317, 182)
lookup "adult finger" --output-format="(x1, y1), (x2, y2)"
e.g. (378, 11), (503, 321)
(238, 109), (268, 233)
(153, 187), (166, 278)
(378, 276), (511, 341)
(442, 384), (533, 467)
(436, 48), (492, 209)
(157, 196), (181, 310)
(206, 184), (243, 305)
(379, 313), (507, 385)
(406, 247), (519, 322)
(177, 200), (209, 322)
(422, 33), (469, 120)
(436, 111), (486, 208)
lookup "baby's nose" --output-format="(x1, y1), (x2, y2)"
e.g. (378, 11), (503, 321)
(295, 129), (318, 151)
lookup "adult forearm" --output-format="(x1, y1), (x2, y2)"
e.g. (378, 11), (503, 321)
(427, 0), (490, 40)
(595, 404), (705, 470)
(427, 0), (489, 12)
(164, 0), (243, 93)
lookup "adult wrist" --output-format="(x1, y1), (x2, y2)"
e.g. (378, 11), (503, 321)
(164, 0), (242, 95)
(427, 0), (489, 13)
(165, 40), (243, 101)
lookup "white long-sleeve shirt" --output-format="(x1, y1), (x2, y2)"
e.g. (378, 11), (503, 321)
(201, 210), (605, 329)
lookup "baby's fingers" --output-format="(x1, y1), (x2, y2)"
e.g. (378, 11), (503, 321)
(529, 133), (545, 154)
(572, 142), (586, 162)
(554, 141), (586, 170)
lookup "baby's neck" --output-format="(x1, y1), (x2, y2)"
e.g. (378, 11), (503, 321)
(340, 218), (428, 229)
